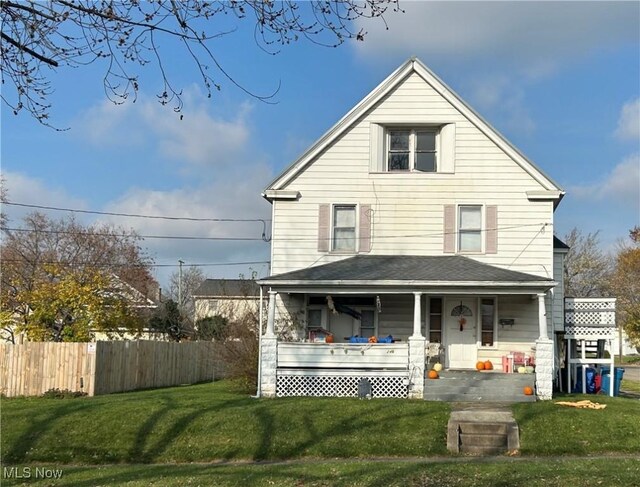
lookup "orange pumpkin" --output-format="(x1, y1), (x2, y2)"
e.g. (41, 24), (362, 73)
(368, 336), (378, 343)
(523, 386), (534, 396)
(476, 361), (485, 371)
(484, 360), (493, 371)
(428, 370), (439, 379)
(325, 334), (334, 344)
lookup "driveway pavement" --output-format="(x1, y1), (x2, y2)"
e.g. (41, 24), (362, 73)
(622, 365), (640, 382)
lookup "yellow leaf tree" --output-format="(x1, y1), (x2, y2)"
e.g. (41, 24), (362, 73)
(610, 227), (640, 347)
(18, 264), (144, 342)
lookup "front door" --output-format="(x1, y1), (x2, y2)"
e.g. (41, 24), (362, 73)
(445, 298), (477, 369)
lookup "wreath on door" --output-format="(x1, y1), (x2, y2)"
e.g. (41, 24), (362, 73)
(451, 302), (473, 331)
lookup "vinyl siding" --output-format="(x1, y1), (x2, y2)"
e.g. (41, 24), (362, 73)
(553, 251), (566, 332)
(271, 72), (554, 279)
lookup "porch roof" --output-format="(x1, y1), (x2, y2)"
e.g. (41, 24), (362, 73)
(259, 255), (555, 293)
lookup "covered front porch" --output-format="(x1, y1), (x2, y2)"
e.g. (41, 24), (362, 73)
(257, 255), (556, 400)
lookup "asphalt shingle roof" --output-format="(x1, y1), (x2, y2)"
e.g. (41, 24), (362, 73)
(260, 255), (553, 285)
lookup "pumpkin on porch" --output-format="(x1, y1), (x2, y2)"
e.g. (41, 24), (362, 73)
(484, 360), (493, 370)
(433, 363), (443, 372)
(325, 334), (334, 344)
(428, 370), (439, 379)
(523, 386), (534, 396)
(476, 361), (485, 371)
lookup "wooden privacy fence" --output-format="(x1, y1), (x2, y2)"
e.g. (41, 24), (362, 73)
(0, 340), (216, 397)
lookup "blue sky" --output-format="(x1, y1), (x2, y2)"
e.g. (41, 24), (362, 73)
(2, 1), (639, 287)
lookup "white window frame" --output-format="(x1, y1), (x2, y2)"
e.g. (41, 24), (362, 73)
(331, 204), (357, 253)
(457, 204), (484, 253)
(426, 296), (444, 344)
(477, 296), (498, 349)
(385, 128), (438, 172)
(306, 306), (326, 329)
(357, 307), (378, 337)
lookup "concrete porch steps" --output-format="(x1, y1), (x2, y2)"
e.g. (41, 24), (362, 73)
(425, 370), (536, 403)
(447, 409), (520, 456)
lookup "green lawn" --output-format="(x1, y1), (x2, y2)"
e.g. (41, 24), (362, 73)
(621, 378), (640, 393)
(2, 459), (640, 487)
(2, 380), (640, 486)
(1, 381), (450, 465)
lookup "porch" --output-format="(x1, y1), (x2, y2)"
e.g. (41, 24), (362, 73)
(257, 255), (557, 400)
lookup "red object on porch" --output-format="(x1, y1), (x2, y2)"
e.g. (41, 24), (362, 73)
(502, 355), (512, 373)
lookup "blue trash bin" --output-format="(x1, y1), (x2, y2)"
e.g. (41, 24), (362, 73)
(600, 367), (625, 396)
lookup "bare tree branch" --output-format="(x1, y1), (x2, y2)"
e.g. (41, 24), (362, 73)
(1, 0), (399, 127)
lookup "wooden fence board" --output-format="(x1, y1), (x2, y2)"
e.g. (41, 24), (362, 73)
(0, 341), (216, 397)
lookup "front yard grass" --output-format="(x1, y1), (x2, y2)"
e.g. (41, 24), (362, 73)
(513, 392), (640, 455)
(2, 380), (640, 486)
(2, 458), (640, 487)
(1, 381), (450, 465)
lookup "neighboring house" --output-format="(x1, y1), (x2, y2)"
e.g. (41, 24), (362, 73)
(255, 58), (615, 400)
(193, 279), (261, 323)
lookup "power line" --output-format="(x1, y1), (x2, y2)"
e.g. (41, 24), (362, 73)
(1, 222), (551, 243)
(1, 227), (265, 241)
(3, 201), (271, 223)
(0, 259), (271, 269)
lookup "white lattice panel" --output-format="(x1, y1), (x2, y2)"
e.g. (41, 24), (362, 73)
(565, 325), (616, 339)
(276, 373), (407, 398)
(565, 298), (616, 326)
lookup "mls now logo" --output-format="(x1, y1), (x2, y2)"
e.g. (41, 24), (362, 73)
(3, 466), (63, 479)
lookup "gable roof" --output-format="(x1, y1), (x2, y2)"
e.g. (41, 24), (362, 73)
(553, 236), (570, 250)
(193, 279), (260, 298)
(264, 57), (564, 202)
(258, 255), (554, 290)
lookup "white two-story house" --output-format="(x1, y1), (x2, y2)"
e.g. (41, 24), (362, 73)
(256, 58), (614, 401)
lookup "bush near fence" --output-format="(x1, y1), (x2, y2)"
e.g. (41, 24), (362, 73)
(0, 340), (216, 397)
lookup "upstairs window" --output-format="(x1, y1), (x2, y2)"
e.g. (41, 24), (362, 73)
(333, 205), (356, 251)
(387, 129), (437, 172)
(458, 205), (482, 252)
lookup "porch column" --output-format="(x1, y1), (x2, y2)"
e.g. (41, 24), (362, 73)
(412, 292), (423, 338)
(537, 293), (548, 340)
(266, 290), (277, 337)
(535, 292), (553, 400)
(409, 291), (426, 399)
(260, 290), (278, 397)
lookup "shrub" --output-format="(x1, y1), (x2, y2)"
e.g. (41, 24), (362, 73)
(41, 388), (87, 399)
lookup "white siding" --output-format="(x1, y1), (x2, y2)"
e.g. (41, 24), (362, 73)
(271, 72), (554, 278)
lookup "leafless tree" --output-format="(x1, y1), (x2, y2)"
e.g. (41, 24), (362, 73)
(563, 228), (613, 297)
(1, 211), (157, 341)
(168, 264), (205, 324)
(1, 0), (399, 127)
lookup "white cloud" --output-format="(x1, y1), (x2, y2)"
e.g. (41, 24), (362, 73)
(1, 171), (89, 223)
(76, 87), (252, 168)
(466, 75), (535, 135)
(355, 2), (639, 71)
(572, 153), (640, 205)
(615, 98), (640, 141)
(100, 163), (274, 283)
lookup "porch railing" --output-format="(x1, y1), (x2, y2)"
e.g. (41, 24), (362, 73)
(564, 297), (616, 338)
(275, 342), (410, 398)
(277, 342), (409, 369)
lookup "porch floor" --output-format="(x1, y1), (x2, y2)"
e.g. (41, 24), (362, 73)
(424, 370), (536, 403)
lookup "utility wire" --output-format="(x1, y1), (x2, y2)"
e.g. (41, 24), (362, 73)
(0, 222), (551, 243)
(2, 201), (272, 223)
(0, 259), (271, 269)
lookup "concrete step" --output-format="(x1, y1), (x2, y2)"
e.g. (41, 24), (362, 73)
(459, 444), (508, 455)
(460, 432), (507, 448)
(425, 370), (535, 403)
(448, 417), (520, 456)
(424, 393), (535, 403)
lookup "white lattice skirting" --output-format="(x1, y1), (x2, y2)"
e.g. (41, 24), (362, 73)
(565, 325), (617, 339)
(276, 370), (408, 398)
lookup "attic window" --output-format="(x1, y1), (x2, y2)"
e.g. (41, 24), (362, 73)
(387, 129), (437, 172)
